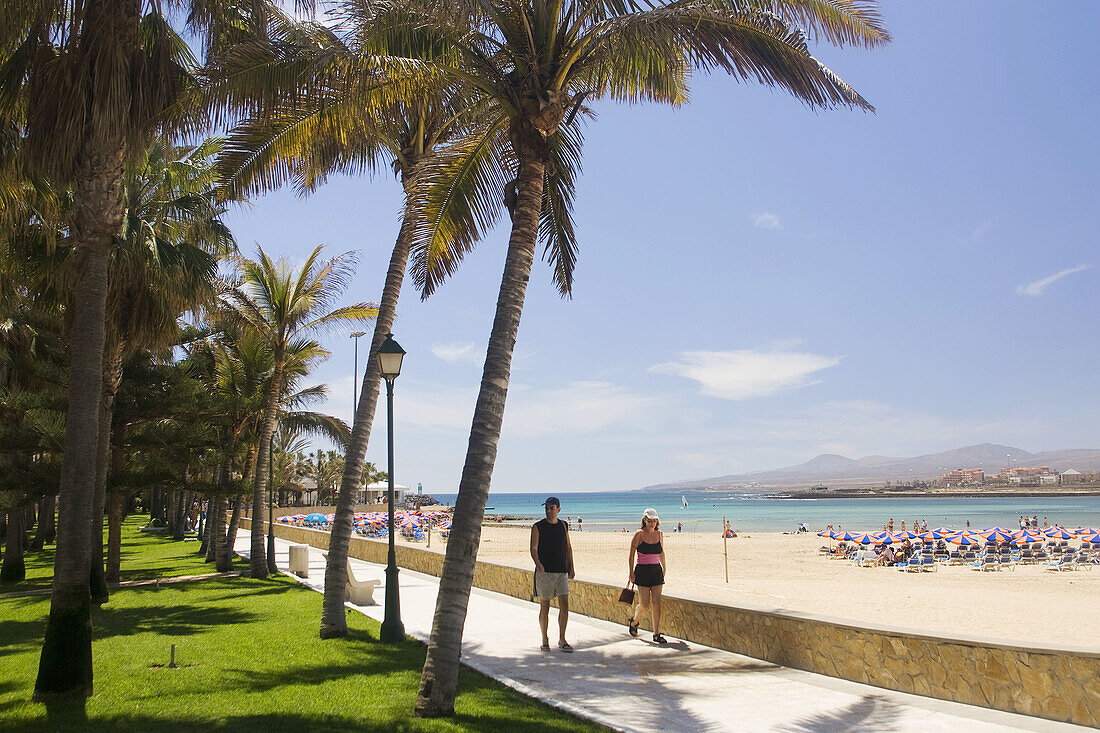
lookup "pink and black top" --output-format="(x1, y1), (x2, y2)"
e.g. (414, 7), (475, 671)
(635, 535), (663, 565)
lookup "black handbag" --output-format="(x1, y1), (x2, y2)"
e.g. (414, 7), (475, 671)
(618, 582), (635, 604)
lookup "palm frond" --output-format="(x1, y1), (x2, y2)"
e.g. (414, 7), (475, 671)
(407, 113), (512, 299)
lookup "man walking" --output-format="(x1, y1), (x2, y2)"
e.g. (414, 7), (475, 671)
(531, 497), (575, 652)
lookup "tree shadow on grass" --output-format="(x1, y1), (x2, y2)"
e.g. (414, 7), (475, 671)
(93, 603), (260, 640)
(18, 711), (586, 733)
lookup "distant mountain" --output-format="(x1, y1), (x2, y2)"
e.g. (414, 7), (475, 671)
(642, 443), (1100, 491)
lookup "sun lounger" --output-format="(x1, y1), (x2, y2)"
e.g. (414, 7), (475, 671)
(1044, 556), (1074, 571)
(969, 557), (999, 571)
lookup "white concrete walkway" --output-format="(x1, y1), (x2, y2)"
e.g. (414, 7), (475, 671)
(235, 535), (1088, 733)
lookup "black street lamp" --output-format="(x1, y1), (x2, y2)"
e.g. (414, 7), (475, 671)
(377, 332), (405, 643)
(267, 435), (277, 574)
(351, 331), (367, 411)
(351, 331), (367, 506)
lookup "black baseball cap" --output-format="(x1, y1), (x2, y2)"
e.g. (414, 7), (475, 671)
(542, 496), (560, 507)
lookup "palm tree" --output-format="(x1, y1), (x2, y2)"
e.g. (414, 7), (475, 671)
(0, 0), (289, 700)
(210, 14), (487, 637)
(85, 135), (234, 601)
(223, 245), (374, 578)
(360, 1), (890, 716)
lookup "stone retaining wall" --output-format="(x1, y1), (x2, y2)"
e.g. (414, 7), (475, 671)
(242, 519), (1100, 726)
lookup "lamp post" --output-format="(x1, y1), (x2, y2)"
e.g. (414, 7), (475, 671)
(377, 332), (406, 643)
(267, 435), (277, 574)
(350, 332), (367, 507)
(351, 331), (367, 411)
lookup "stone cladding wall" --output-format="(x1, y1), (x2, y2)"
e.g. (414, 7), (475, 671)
(243, 519), (1100, 726)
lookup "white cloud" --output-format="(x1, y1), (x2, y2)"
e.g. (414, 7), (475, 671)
(751, 212), (782, 230)
(650, 350), (841, 401)
(431, 342), (482, 364)
(956, 217), (996, 246)
(1016, 265), (1091, 296)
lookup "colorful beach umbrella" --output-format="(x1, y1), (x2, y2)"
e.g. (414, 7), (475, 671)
(981, 528), (1015, 543)
(949, 534), (983, 547)
(304, 513), (328, 524)
(1044, 527), (1075, 540)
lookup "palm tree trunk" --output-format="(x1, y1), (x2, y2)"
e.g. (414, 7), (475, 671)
(321, 204), (415, 638)
(33, 495), (56, 548)
(105, 491), (124, 584)
(250, 360), (284, 578)
(225, 494), (244, 554)
(172, 490), (188, 540)
(415, 157), (545, 717)
(89, 346), (121, 605)
(35, 136), (127, 700)
(1, 510), (26, 584)
(212, 495), (231, 572)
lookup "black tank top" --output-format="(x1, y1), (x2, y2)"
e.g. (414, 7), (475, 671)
(638, 538), (662, 554)
(535, 519), (569, 572)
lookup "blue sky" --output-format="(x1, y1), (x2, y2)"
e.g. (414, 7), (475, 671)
(221, 2), (1100, 493)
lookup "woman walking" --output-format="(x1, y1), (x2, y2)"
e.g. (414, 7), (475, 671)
(627, 508), (667, 644)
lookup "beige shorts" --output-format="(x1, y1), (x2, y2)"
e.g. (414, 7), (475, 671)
(534, 571), (569, 600)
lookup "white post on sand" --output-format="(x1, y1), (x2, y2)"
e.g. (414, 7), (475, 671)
(723, 516), (729, 583)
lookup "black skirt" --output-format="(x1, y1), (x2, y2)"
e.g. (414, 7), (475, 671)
(634, 564), (664, 588)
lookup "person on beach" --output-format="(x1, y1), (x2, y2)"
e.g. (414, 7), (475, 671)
(577, 515), (582, 532)
(627, 508), (668, 644)
(531, 497), (575, 652)
(888, 518), (894, 532)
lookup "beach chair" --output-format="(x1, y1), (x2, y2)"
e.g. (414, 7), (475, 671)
(1018, 549), (1034, 564)
(998, 555), (1014, 571)
(1044, 556), (1073, 572)
(911, 555), (936, 572)
(946, 550), (963, 565)
(969, 556), (998, 571)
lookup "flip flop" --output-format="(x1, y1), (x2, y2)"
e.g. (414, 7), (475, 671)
(653, 633), (668, 645)
(628, 620), (639, 637)
(558, 642), (574, 652)
(540, 643), (551, 651)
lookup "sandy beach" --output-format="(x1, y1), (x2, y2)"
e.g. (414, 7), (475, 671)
(396, 523), (1100, 650)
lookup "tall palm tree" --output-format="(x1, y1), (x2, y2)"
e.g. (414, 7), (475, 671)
(0, 0), (289, 700)
(209, 13), (488, 636)
(359, 1), (890, 716)
(86, 135), (234, 601)
(223, 245), (374, 577)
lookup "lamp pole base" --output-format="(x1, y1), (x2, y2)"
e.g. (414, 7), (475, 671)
(380, 560), (404, 642)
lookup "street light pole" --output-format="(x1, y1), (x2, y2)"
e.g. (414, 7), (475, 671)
(267, 435), (277, 574)
(377, 333), (406, 643)
(351, 331), (366, 413)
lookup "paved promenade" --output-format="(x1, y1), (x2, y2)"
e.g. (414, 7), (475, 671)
(235, 535), (1086, 733)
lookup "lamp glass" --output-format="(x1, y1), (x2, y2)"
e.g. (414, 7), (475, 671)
(377, 333), (405, 380)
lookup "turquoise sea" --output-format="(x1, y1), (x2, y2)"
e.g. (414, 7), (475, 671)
(434, 491), (1100, 533)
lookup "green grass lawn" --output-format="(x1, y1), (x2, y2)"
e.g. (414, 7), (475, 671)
(11, 516), (241, 593)
(0, 519), (604, 732)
